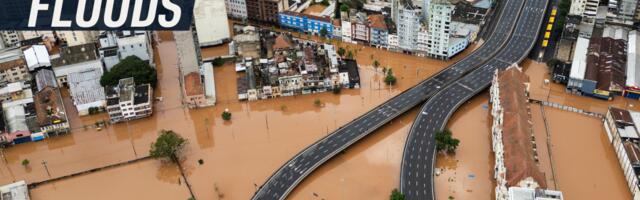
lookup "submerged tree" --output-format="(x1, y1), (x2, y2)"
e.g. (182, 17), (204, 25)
(435, 129), (460, 153)
(390, 189), (405, 200)
(149, 130), (187, 163)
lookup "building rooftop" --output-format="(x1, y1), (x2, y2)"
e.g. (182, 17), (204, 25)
(23, 45), (51, 70)
(184, 72), (204, 96)
(368, 14), (387, 30)
(133, 84), (150, 105)
(585, 37), (626, 91)
(35, 86), (67, 127)
(569, 37), (590, 80)
(272, 34), (294, 50)
(280, 11), (332, 23)
(0, 181), (30, 200)
(497, 66), (547, 189)
(118, 77), (135, 102)
(68, 69), (105, 105)
(627, 31), (640, 89)
(51, 43), (98, 67)
(34, 69), (57, 92)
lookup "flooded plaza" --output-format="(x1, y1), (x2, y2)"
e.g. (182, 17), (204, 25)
(4, 30), (633, 200)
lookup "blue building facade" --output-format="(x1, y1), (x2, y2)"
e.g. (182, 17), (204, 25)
(278, 12), (333, 37)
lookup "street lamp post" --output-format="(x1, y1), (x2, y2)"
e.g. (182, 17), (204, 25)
(41, 160), (51, 178)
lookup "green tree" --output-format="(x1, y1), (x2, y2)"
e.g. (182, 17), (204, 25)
(21, 159), (29, 167)
(314, 98), (322, 107)
(332, 86), (342, 94)
(321, 0), (330, 6)
(222, 111), (232, 121)
(347, 50), (354, 59)
(384, 68), (397, 86)
(435, 129), (460, 153)
(373, 60), (380, 70)
(100, 56), (157, 87)
(390, 189), (405, 200)
(337, 47), (346, 57)
(212, 57), (225, 66)
(320, 26), (329, 38)
(149, 130), (187, 163)
(340, 4), (350, 12)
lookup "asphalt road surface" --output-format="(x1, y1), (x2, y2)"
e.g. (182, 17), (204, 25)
(251, 0), (542, 199)
(399, 0), (549, 199)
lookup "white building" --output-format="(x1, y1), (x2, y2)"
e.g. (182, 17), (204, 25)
(105, 77), (153, 123)
(341, 20), (353, 43)
(56, 31), (99, 47)
(51, 44), (103, 86)
(0, 181), (30, 200)
(195, 0), (231, 47)
(68, 69), (106, 115)
(0, 31), (21, 48)
(604, 107), (640, 200)
(387, 33), (400, 51)
(98, 31), (154, 70)
(225, 0), (248, 19)
(22, 45), (51, 71)
(203, 63), (217, 105)
(416, 28), (430, 55)
(606, 0), (638, 25)
(628, 31), (640, 90)
(397, 5), (421, 52)
(567, 37), (590, 93)
(569, 0), (600, 22)
(427, 0), (455, 59)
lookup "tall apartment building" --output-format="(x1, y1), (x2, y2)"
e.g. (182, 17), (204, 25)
(607, 0), (638, 25)
(0, 31), (21, 48)
(396, 1), (421, 53)
(105, 77), (153, 123)
(226, 0), (248, 19)
(569, 0), (600, 22)
(246, 0), (289, 24)
(56, 31), (99, 47)
(426, 0), (455, 59)
(0, 48), (30, 84)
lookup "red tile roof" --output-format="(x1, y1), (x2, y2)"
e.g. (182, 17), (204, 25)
(184, 72), (204, 96)
(497, 66), (547, 189)
(368, 14), (387, 30)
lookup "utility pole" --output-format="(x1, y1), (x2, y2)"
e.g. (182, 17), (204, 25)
(41, 160), (51, 178)
(126, 120), (138, 157)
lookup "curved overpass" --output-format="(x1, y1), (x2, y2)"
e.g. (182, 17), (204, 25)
(251, 1), (530, 199)
(399, 0), (549, 199)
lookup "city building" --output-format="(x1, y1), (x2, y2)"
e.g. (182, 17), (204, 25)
(569, 0), (600, 23)
(56, 31), (99, 47)
(368, 14), (389, 48)
(278, 11), (333, 36)
(567, 37), (591, 94)
(50, 44), (103, 86)
(490, 65), (564, 200)
(174, 24), (215, 108)
(0, 31), (21, 48)
(0, 47), (30, 84)
(34, 69), (57, 92)
(195, 0), (231, 47)
(604, 107), (640, 200)
(0, 181), (30, 200)
(427, 0), (456, 59)
(105, 77), (153, 123)
(0, 82), (33, 103)
(388, 33), (400, 51)
(98, 31), (154, 70)
(396, 2), (421, 53)
(67, 69), (106, 115)
(568, 37), (627, 99)
(626, 30), (640, 99)
(233, 26), (261, 58)
(35, 86), (70, 135)
(226, 0), (248, 19)
(351, 12), (371, 43)
(22, 45), (51, 72)
(341, 20), (353, 43)
(246, 0), (289, 24)
(606, 0), (638, 25)
(332, 20), (342, 39)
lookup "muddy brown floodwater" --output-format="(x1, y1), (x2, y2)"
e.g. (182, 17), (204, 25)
(15, 30), (478, 200)
(17, 29), (632, 200)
